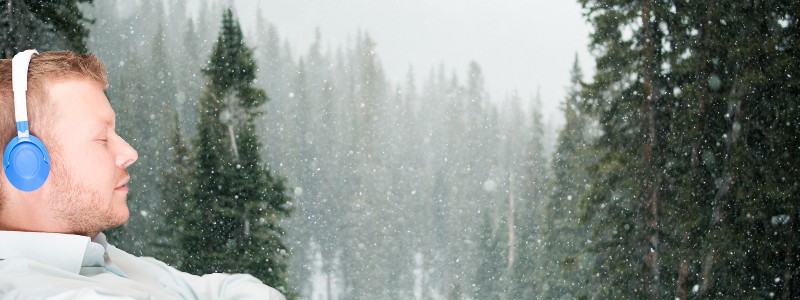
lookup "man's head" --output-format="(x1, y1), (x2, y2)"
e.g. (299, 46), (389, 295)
(0, 51), (138, 237)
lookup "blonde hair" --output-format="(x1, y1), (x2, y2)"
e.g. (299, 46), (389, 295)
(0, 51), (108, 209)
(0, 51), (108, 151)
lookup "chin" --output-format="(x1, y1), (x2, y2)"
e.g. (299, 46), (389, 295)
(114, 209), (131, 226)
(107, 204), (130, 227)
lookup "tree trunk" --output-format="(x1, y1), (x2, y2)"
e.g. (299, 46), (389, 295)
(697, 0), (719, 296)
(508, 172), (515, 270)
(676, 232), (690, 300)
(641, 0), (661, 297)
(699, 250), (716, 295)
(784, 213), (796, 299)
(327, 270), (333, 300)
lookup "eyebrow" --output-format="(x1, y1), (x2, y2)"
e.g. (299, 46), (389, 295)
(99, 110), (115, 128)
(93, 113), (114, 134)
(92, 125), (108, 136)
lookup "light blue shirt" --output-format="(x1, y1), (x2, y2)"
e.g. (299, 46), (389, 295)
(0, 231), (286, 300)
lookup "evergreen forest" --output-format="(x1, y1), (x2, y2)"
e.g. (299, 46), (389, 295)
(1, 0), (798, 299)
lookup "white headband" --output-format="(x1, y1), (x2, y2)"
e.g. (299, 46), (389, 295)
(11, 49), (38, 138)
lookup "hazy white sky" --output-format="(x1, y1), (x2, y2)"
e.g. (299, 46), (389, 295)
(231, 0), (594, 123)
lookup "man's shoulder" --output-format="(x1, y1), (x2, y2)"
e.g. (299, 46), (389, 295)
(1, 255), (182, 300)
(0, 257), (36, 279)
(0, 257), (73, 277)
(0, 258), (93, 299)
(0, 257), (64, 285)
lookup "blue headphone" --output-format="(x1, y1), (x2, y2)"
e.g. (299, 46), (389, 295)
(3, 49), (50, 192)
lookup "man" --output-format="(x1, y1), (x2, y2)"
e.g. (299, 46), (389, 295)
(0, 51), (286, 299)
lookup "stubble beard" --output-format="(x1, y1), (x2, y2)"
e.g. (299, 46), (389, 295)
(48, 162), (129, 237)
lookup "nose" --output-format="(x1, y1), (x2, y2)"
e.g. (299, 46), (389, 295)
(114, 134), (138, 169)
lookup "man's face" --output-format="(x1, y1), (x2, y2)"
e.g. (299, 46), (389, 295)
(45, 79), (138, 236)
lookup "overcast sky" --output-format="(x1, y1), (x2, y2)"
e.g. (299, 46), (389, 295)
(231, 0), (594, 125)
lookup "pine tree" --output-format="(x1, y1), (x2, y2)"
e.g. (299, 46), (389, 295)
(472, 212), (506, 300)
(1, 0), (93, 58)
(508, 93), (548, 299)
(674, 2), (800, 298)
(578, 0), (674, 297)
(175, 17), (204, 139)
(579, 0), (800, 298)
(157, 115), (192, 265)
(541, 55), (594, 299)
(177, 8), (292, 296)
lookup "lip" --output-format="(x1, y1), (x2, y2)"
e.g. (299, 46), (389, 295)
(115, 177), (130, 191)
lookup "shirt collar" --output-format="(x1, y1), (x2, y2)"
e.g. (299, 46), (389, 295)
(0, 231), (92, 274)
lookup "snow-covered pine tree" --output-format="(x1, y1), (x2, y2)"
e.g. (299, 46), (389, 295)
(508, 93), (548, 299)
(158, 114), (191, 266)
(578, 0), (671, 297)
(580, 0), (800, 298)
(1, 0), (93, 58)
(176, 7), (292, 296)
(540, 55), (594, 299)
(472, 212), (506, 300)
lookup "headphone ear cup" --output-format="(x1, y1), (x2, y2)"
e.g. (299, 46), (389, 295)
(3, 135), (50, 192)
